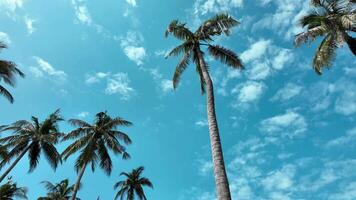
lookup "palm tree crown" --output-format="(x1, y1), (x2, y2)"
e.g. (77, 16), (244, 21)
(62, 111), (132, 200)
(0, 180), (27, 200)
(165, 13), (243, 92)
(0, 110), (63, 182)
(38, 179), (79, 200)
(295, 0), (356, 74)
(0, 42), (25, 103)
(114, 166), (153, 200)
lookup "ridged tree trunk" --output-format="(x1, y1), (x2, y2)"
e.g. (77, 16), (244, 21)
(196, 48), (232, 200)
(71, 162), (87, 200)
(0, 145), (31, 183)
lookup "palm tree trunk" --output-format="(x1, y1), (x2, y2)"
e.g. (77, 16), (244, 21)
(196, 48), (232, 200)
(71, 163), (87, 200)
(0, 145), (31, 183)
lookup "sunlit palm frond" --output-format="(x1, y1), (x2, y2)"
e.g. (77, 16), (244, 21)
(313, 34), (337, 74)
(165, 20), (194, 40)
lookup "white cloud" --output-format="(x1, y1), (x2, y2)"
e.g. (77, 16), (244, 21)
(85, 72), (110, 84)
(260, 110), (307, 138)
(241, 39), (271, 63)
(0, 32), (11, 44)
(198, 160), (213, 176)
(0, 0), (24, 12)
(123, 46), (146, 65)
(247, 62), (271, 80)
(126, 0), (137, 7)
(195, 119), (208, 127)
(272, 49), (293, 70)
(328, 182), (356, 200)
(71, 0), (92, 25)
(232, 81), (265, 103)
(105, 73), (134, 100)
(253, 0), (309, 39)
(271, 83), (302, 102)
(193, 0), (243, 16)
(262, 164), (295, 191)
(326, 127), (356, 147)
(160, 79), (173, 93)
(24, 16), (35, 34)
(335, 88), (356, 116)
(77, 111), (89, 118)
(120, 31), (146, 65)
(31, 57), (67, 82)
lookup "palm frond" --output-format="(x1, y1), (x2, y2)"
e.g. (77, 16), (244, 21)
(165, 42), (194, 58)
(207, 45), (243, 69)
(295, 26), (328, 46)
(165, 20), (194, 40)
(172, 52), (191, 89)
(0, 85), (14, 103)
(313, 34), (337, 74)
(196, 13), (239, 39)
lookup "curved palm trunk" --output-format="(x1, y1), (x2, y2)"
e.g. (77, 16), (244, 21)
(71, 163), (87, 200)
(196, 49), (232, 200)
(0, 145), (31, 183)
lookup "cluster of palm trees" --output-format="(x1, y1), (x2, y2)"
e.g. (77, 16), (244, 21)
(0, 0), (354, 199)
(0, 110), (153, 199)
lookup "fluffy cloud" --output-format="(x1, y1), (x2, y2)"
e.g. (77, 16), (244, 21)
(241, 39), (271, 63)
(77, 111), (89, 118)
(193, 0), (243, 16)
(260, 110), (307, 138)
(271, 83), (302, 102)
(120, 31), (146, 65)
(126, 0), (137, 7)
(247, 62), (271, 80)
(262, 164), (295, 191)
(24, 16), (35, 34)
(326, 127), (356, 148)
(104, 73), (134, 100)
(232, 81), (265, 104)
(0, 0), (24, 12)
(160, 79), (173, 93)
(30, 57), (67, 83)
(253, 0), (309, 39)
(71, 0), (92, 25)
(0, 32), (11, 44)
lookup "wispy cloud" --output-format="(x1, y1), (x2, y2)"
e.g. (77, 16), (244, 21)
(193, 0), (243, 16)
(326, 127), (356, 148)
(0, 0), (24, 13)
(30, 57), (67, 83)
(231, 81), (265, 108)
(260, 110), (307, 138)
(77, 111), (89, 118)
(119, 31), (146, 65)
(271, 83), (303, 102)
(126, 0), (137, 7)
(0, 32), (11, 44)
(24, 16), (36, 34)
(195, 119), (208, 127)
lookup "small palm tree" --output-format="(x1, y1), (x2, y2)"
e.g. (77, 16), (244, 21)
(62, 112), (132, 200)
(165, 13), (243, 200)
(0, 110), (63, 183)
(0, 42), (25, 103)
(114, 166), (153, 200)
(37, 179), (79, 200)
(0, 180), (27, 200)
(295, 0), (356, 74)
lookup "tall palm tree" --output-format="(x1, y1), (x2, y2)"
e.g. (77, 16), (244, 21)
(114, 166), (153, 200)
(0, 180), (27, 200)
(0, 42), (25, 103)
(62, 111), (132, 200)
(165, 14), (243, 200)
(38, 179), (79, 200)
(295, 0), (356, 74)
(0, 110), (63, 183)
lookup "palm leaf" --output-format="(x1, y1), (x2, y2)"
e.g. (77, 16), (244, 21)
(207, 45), (243, 69)
(172, 52), (191, 89)
(313, 34), (337, 74)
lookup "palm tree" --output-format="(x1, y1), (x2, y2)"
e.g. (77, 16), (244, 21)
(165, 13), (243, 200)
(295, 0), (356, 74)
(37, 179), (79, 200)
(114, 166), (153, 200)
(0, 42), (25, 103)
(0, 180), (27, 200)
(0, 110), (63, 183)
(62, 111), (132, 200)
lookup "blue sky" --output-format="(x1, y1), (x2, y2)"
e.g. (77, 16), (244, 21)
(0, 0), (356, 199)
